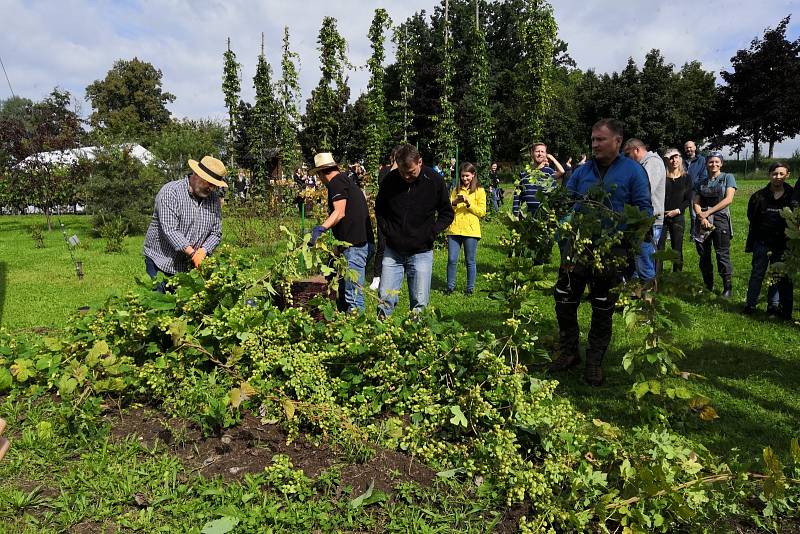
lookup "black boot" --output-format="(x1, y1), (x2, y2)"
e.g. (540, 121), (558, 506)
(551, 297), (581, 373)
(722, 276), (733, 299)
(584, 302), (614, 387)
(702, 270), (713, 291)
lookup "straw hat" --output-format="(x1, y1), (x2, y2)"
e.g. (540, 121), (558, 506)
(188, 156), (228, 188)
(309, 152), (340, 174)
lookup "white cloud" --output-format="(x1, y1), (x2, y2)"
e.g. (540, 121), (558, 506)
(1, 0), (797, 155)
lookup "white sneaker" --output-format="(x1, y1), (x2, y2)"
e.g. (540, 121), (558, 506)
(369, 277), (380, 290)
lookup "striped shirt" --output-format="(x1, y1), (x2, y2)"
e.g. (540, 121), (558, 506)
(143, 176), (222, 274)
(512, 166), (556, 216)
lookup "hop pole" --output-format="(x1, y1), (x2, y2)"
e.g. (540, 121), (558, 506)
(57, 207), (83, 280)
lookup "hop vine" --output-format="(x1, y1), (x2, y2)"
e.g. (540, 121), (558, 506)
(277, 27), (303, 173)
(364, 9), (392, 178)
(222, 37), (242, 169)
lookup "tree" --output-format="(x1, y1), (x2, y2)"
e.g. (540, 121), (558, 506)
(149, 119), (226, 179)
(222, 38), (242, 169)
(364, 8), (392, 177)
(0, 96), (34, 171)
(671, 61), (718, 147)
(1, 89), (85, 228)
(232, 100), (255, 172)
(84, 145), (166, 235)
(85, 58), (175, 142)
(341, 93), (370, 165)
(461, 0), (493, 176)
(302, 17), (351, 159)
(637, 49), (676, 151)
(276, 27), (303, 174)
(250, 34), (281, 192)
(719, 16), (800, 160)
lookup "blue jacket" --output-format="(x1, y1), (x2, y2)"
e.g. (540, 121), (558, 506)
(566, 155), (653, 217)
(685, 155), (707, 186)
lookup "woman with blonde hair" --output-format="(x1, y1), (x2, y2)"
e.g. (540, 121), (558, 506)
(657, 148), (693, 272)
(445, 162), (487, 295)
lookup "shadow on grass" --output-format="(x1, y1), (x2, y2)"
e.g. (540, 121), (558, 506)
(548, 337), (800, 458)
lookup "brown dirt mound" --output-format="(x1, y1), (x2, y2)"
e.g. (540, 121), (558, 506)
(338, 448), (436, 495)
(106, 406), (436, 496)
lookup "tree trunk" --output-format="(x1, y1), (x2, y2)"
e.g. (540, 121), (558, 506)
(768, 140), (775, 159)
(45, 207), (52, 231)
(752, 128), (761, 166)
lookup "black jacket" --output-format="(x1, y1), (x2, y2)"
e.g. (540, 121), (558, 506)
(375, 166), (455, 255)
(746, 182), (794, 253)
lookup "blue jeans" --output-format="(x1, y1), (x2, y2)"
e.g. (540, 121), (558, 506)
(746, 242), (793, 315)
(144, 256), (169, 293)
(447, 235), (479, 292)
(634, 225), (662, 282)
(378, 246), (433, 317)
(338, 242), (373, 313)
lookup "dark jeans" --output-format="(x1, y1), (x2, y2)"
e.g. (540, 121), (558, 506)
(553, 262), (623, 366)
(144, 256), (169, 293)
(695, 213), (732, 288)
(657, 214), (685, 272)
(746, 242), (793, 316)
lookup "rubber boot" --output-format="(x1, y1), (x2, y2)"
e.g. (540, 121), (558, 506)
(584, 303), (614, 387)
(702, 270), (714, 292)
(550, 301), (581, 372)
(721, 276), (733, 299)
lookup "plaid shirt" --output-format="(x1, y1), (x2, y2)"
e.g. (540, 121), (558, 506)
(143, 176), (222, 274)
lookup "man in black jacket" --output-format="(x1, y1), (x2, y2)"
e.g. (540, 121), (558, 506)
(375, 144), (454, 317)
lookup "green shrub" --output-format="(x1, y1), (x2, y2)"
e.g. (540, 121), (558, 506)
(28, 224), (45, 248)
(98, 217), (127, 253)
(84, 145), (166, 235)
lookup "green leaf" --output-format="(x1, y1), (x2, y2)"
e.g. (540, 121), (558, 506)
(0, 367), (12, 392)
(201, 516), (239, 534)
(791, 438), (800, 464)
(36, 421), (54, 440)
(349, 480), (375, 508)
(436, 467), (464, 479)
(449, 405), (468, 427)
(168, 320), (188, 346)
(10, 359), (35, 382)
(58, 374), (78, 396)
(632, 381), (650, 401)
(87, 340), (110, 368)
(43, 337), (63, 352)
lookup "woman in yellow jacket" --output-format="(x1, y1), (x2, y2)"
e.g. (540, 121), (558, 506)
(446, 162), (487, 295)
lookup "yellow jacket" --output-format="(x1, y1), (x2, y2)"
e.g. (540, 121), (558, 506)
(447, 186), (486, 238)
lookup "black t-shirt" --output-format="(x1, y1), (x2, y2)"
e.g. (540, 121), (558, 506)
(325, 172), (374, 246)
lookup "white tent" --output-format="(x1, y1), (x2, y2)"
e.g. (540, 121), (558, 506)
(18, 144), (155, 167)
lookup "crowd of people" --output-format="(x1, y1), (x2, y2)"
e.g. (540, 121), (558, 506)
(141, 118), (798, 387)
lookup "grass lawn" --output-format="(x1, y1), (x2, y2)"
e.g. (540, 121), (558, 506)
(1, 178), (799, 531)
(1, 180), (798, 461)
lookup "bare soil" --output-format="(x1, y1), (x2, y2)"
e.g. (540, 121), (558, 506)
(105, 406), (436, 496)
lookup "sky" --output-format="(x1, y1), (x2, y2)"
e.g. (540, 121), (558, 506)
(1, 0), (799, 156)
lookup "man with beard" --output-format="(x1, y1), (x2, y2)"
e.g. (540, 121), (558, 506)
(142, 156), (227, 290)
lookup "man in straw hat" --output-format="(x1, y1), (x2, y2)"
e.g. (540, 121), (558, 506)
(309, 152), (374, 312)
(142, 155), (227, 289)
